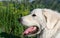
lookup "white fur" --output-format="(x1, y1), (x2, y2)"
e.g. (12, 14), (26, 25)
(21, 8), (60, 38)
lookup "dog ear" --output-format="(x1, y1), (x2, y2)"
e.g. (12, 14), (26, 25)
(42, 9), (59, 29)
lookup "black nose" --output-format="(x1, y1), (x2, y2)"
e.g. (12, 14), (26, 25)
(18, 18), (22, 23)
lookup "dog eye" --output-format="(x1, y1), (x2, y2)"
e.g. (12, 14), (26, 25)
(32, 14), (36, 17)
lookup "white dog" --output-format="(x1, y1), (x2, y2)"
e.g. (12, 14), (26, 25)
(19, 9), (60, 38)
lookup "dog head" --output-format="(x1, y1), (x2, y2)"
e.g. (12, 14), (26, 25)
(18, 8), (58, 36)
(18, 9), (47, 36)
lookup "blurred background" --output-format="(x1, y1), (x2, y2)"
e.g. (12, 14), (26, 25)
(0, 0), (60, 38)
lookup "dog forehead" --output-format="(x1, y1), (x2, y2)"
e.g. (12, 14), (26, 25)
(31, 9), (43, 14)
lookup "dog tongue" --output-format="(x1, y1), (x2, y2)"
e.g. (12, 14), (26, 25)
(23, 26), (37, 35)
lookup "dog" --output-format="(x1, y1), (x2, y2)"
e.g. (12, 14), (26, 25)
(18, 9), (60, 38)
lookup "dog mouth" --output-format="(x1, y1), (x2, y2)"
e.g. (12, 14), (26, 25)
(23, 26), (39, 35)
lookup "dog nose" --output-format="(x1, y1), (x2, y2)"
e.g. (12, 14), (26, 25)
(18, 18), (22, 23)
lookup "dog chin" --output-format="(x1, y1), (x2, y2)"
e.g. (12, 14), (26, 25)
(27, 29), (41, 37)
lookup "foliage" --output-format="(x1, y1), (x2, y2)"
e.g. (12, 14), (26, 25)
(0, 1), (29, 38)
